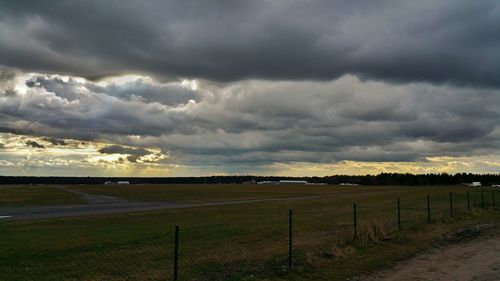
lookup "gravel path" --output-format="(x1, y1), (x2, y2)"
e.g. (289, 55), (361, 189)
(366, 229), (500, 281)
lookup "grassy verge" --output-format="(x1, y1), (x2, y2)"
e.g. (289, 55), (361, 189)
(281, 209), (500, 281)
(0, 185), (85, 207)
(0, 185), (498, 280)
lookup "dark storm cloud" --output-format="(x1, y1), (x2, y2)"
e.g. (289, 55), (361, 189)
(0, 1), (499, 86)
(99, 145), (149, 156)
(25, 140), (45, 149)
(42, 137), (67, 146)
(1, 72), (499, 165)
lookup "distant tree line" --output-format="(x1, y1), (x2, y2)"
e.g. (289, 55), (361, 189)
(0, 173), (499, 186)
(321, 173), (500, 186)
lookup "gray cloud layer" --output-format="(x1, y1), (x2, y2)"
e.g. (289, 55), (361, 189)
(0, 0), (499, 86)
(1, 70), (499, 166)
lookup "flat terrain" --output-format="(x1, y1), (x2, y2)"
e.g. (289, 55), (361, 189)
(0, 184), (418, 220)
(66, 183), (349, 202)
(0, 192), (323, 220)
(1, 184), (499, 280)
(0, 184), (339, 219)
(0, 185), (85, 207)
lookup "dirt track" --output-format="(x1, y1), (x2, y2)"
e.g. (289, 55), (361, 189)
(366, 228), (500, 281)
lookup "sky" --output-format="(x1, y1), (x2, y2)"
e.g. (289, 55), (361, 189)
(0, 0), (499, 177)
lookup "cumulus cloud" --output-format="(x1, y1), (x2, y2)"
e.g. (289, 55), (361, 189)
(0, 70), (499, 170)
(0, 1), (499, 176)
(0, 1), (499, 86)
(0, 69), (19, 96)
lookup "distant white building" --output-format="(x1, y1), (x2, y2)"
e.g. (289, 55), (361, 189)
(339, 183), (360, 186)
(279, 180), (308, 184)
(242, 180), (256, 184)
(105, 181), (130, 185)
(464, 182), (481, 187)
(257, 181), (280, 184)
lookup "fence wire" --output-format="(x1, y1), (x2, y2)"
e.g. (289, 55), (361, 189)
(2, 234), (172, 281)
(2, 189), (498, 281)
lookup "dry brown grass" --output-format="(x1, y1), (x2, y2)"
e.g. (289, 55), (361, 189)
(357, 221), (390, 245)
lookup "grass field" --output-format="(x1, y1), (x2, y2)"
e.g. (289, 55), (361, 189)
(66, 184), (349, 202)
(0, 185), (85, 207)
(1, 184), (499, 281)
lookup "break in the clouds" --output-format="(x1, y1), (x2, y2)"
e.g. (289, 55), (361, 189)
(0, 69), (499, 175)
(0, 0), (500, 86)
(0, 1), (499, 176)
(98, 144), (166, 164)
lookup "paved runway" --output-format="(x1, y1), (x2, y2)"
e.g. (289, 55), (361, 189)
(0, 187), (322, 220)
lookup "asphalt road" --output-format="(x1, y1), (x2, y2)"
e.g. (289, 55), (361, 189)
(0, 188), (322, 220)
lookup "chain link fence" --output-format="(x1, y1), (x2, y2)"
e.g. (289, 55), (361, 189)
(2, 189), (498, 280)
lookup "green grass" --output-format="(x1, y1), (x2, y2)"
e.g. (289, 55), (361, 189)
(66, 184), (363, 203)
(0, 185), (85, 207)
(0, 185), (499, 281)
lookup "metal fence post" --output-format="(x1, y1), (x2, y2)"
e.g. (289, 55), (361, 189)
(427, 195), (431, 223)
(353, 203), (357, 242)
(288, 209), (293, 267)
(397, 198), (401, 230)
(449, 192), (453, 218)
(467, 191), (470, 210)
(173, 226), (179, 281)
(481, 190), (485, 208)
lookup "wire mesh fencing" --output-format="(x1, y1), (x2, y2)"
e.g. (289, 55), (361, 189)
(2, 189), (498, 281)
(2, 233), (173, 281)
(176, 214), (290, 281)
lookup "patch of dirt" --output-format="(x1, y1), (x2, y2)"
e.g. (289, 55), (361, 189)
(362, 224), (500, 281)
